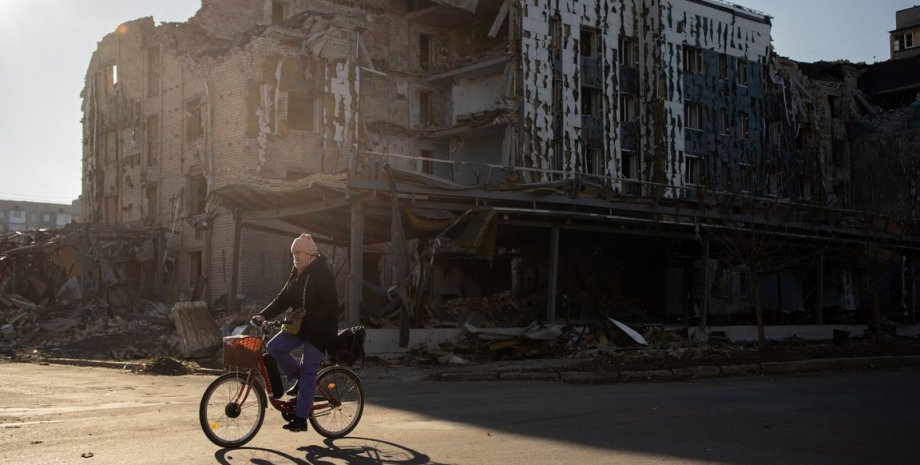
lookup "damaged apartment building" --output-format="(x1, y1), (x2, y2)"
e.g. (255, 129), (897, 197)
(81, 0), (920, 346)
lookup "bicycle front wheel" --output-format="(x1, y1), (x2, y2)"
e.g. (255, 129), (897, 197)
(310, 367), (364, 438)
(199, 372), (266, 448)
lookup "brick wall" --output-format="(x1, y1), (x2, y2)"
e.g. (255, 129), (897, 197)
(81, 1), (381, 308)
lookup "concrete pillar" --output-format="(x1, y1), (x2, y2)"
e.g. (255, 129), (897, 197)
(547, 226), (560, 320)
(701, 239), (710, 328)
(348, 201), (365, 326)
(816, 250), (824, 325)
(910, 253), (917, 324)
(228, 212), (242, 316)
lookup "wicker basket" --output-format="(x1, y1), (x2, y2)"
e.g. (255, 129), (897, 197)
(222, 335), (262, 369)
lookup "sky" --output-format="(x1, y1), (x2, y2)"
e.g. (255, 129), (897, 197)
(0, 0), (916, 204)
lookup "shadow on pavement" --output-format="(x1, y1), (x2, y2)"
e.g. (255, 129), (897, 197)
(213, 438), (453, 465)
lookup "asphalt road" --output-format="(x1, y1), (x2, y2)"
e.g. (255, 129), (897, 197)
(1, 362), (918, 465)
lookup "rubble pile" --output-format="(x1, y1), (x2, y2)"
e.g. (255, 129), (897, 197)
(416, 291), (540, 329)
(406, 315), (695, 365)
(0, 225), (182, 360)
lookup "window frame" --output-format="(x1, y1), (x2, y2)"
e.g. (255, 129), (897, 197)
(720, 107), (730, 134)
(419, 33), (433, 72)
(8, 208), (25, 223)
(682, 46), (703, 75)
(736, 57), (748, 86)
(685, 154), (704, 186)
(579, 27), (600, 59)
(618, 36), (639, 67)
(420, 149), (434, 174)
(418, 90), (432, 125)
(684, 101), (704, 131)
(739, 163), (753, 193)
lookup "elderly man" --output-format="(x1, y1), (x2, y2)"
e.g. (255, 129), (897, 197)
(251, 233), (338, 432)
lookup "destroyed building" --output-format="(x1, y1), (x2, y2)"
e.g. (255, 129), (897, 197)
(79, 0), (920, 349)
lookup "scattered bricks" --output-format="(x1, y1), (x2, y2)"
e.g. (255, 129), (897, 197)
(498, 371), (560, 381)
(618, 369), (674, 382)
(560, 371), (619, 384)
(720, 364), (762, 376)
(672, 365), (721, 379)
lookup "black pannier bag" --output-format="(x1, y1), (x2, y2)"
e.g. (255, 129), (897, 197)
(331, 326), (366, 365)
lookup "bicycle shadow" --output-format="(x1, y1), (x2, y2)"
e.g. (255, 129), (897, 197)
(213, 437), (453, 465)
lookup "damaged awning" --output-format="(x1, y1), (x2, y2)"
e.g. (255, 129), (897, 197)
(209, 166), (920, 260)
(406, 0), (503, 27)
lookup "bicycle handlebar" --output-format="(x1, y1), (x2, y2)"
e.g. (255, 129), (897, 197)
(249, 318), (287, 331)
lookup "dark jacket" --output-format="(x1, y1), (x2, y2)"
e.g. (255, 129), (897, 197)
(258, 255), (338, 351)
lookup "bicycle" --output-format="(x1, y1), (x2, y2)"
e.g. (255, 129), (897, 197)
(199, 321), (365, 448)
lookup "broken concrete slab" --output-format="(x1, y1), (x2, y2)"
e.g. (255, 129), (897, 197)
(169, 301), (221, 358)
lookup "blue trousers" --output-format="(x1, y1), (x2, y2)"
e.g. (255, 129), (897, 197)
(266, 331), (323, 419)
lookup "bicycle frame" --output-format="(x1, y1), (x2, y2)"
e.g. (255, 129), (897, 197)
(201, 324), (364, 447)
(229, 348), (339, 416)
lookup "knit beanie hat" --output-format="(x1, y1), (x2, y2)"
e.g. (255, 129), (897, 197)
(291, 233), (318, 255)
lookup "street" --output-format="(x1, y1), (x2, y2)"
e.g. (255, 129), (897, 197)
(1, 362), (919, 465)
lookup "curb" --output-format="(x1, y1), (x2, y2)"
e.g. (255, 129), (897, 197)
(38, 357), (224, 375)
(430, 356), (920, 384)
(32, 355), (920, 384)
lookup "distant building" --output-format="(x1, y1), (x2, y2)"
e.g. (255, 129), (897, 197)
(0, 199), (81, 232)
(891, 6), (920, 60)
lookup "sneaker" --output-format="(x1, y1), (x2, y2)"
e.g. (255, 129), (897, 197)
(282, 416), (308, 432)
(285, 380), (299, 397)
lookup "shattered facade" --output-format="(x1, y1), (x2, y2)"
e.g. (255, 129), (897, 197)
(80, 0), (920, 347)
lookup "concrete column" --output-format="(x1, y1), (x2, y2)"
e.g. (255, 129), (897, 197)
(348, 201), (365, 326)
(547, 226), (560, 320)
(701, 239), (710, 328)
(816, 250), (824, 325)
(910, 254), (917, 324)
(228, 212), (242, 316)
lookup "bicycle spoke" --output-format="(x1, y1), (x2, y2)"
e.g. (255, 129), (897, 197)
(199, 372), (266, 448)
(310, 368), (364, 438)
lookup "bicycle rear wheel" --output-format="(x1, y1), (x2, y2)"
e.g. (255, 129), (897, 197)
(310, 367), (364, 438)
(199, 372), (266, 448)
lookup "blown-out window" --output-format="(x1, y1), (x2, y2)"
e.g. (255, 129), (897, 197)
(684, 102), (703, 130)
(683, 46), (702, 74)
(288, 95), (317, 131)
(685, 155), (703, 186)
(186, 97), (203, 141)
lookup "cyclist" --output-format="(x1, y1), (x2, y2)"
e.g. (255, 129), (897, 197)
(250, 233), (338, 432)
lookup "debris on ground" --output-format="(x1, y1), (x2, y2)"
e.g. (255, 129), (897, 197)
(0, 225), (182, 361)
(132, 357), (193, 376)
